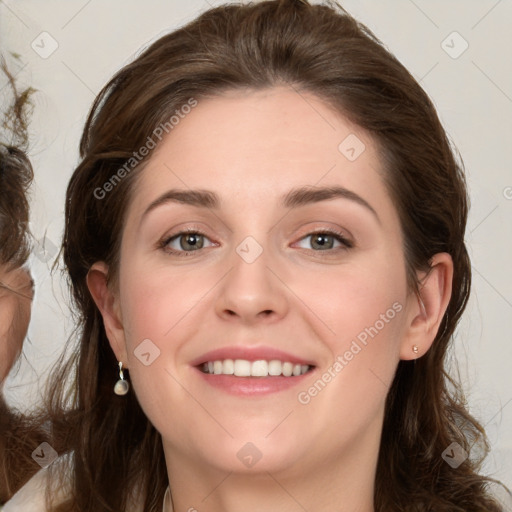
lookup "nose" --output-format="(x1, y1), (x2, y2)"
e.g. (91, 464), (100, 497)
(214, 242), (289, 325)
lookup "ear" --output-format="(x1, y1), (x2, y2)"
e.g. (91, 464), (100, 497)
(86, 262), (128, 366)
(400, 252), (453, 360)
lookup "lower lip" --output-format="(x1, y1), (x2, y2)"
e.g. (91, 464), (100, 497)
(194, 367), (315, 397)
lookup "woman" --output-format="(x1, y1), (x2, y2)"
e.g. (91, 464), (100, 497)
(4, 0), (510, 510)
(0, 58), (39, 503)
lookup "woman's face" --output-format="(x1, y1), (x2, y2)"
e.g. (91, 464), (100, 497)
(0, 265), (33, 384)
(95, 86), (429, 477)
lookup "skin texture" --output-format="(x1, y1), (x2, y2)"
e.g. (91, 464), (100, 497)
(0, 265), (33, 387)
(88, 86), (453, 511)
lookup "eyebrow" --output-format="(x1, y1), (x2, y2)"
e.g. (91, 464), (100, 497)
(141, 185), (379, 223)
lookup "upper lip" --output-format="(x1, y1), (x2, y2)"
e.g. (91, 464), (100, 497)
(190, 346), (316, 367)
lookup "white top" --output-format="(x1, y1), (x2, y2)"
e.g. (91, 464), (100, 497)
(2, 464), (172, 512)
(2, 467), (54, 512)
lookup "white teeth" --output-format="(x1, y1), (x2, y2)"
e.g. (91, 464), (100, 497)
(201, 359), (311, 377)
(213, 361), (223, 375)
(268, 360), (282, 376)
(251, 360), (268, 377)
(234, 359), (251, 377)
(223, 359), (234, 375)
(282, 362), (293, 377)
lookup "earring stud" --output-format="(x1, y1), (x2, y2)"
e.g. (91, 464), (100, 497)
(412, 345), (419, 354)
(114, 361), (130, 395)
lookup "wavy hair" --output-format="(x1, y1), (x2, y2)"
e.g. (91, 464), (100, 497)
(0, 57), (34, 270)
(0, 56), (38, 503)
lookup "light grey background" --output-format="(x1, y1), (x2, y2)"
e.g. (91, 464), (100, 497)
(1, 0), (511, 490)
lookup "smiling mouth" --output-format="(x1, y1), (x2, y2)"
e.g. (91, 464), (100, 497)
(198, 359), (315, 377)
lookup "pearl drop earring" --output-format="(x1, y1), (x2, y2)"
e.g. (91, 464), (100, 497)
(114, 361), (130, 395)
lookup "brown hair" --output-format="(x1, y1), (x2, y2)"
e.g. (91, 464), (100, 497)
(0, 57), (40, 503)
(10, 1), (510, 510)
(0, 57), (34, 271)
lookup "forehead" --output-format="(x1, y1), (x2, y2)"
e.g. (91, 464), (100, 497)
(127, 86), (394, 222)
(153, 86), (370, 167)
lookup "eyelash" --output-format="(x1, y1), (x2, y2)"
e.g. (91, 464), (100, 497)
(158, 227), (354, 257)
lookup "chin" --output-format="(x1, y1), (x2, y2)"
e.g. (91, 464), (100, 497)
(192, 433), (307, 475)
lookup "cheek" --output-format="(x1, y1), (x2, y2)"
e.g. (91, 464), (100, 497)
(294, 251), (408, 352)
(0, 298), (26, 382)
(118, 258), (217, 394)
(330, 273), (406, 353)
(120, 265), (207, 343)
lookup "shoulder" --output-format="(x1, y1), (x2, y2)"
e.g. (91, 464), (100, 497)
(2, 467), (49, 512)
(2, 456), (71, 512)
(2, 457), (166, 512)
